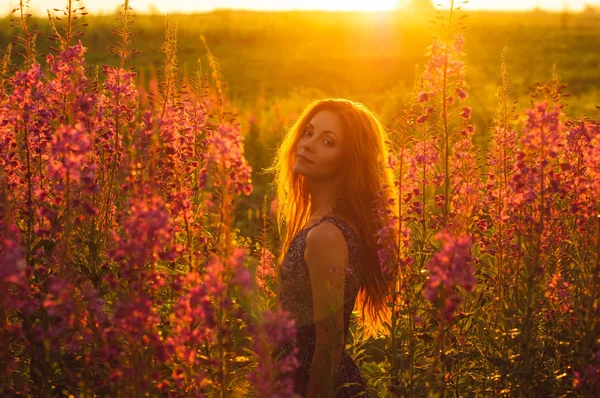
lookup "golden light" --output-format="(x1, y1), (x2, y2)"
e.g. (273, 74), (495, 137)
(6, 0), (594, 16)
(302, 0), (399, 11)
(6, 0), (401, 15)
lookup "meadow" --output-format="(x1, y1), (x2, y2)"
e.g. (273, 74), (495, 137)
(1, 0), (600, 396)
(1, 7), (599, 123)
(5, 6), (598, 217)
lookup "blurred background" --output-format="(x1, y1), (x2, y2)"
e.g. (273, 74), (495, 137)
(1, 0), (599, 222)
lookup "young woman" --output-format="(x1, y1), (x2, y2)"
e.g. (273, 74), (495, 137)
(268, 99), (398, 397)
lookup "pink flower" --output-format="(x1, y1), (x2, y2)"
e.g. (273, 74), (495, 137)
(48, 122), (92, 185)
(449, 124), (483, 231)
(509, 101), (565, 212)
(423, 231), (476, 323)
(455, 87), (468, 100)
(0, 221), (29, 319)
(460, 107), (472, 120)
(586, 136), (600, 196)
(108, 185), (175, 279)
(423, 33), (466, 96)
(230, 248), (253, 295)
(416, 114), (429, 123)
(45, 41), (96, 122)
(544, 271), (573, 321)
(205, 123), (254, 196)
(108, 291), (167, 364)
(248, 306), (300, 397)
(102, 66), (138, 110)
(417, 91), (429, 103)
(256, 247), (276, 298)
(412, 139), (439, 170)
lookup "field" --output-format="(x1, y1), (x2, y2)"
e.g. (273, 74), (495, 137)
(1, 2), (600, 397)
(1, 9), (599, 121)
(3, 8), (599, 204)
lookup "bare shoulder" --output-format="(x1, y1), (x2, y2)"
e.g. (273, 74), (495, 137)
(305, 221), (348, 262)
(306, 221), (346, 246)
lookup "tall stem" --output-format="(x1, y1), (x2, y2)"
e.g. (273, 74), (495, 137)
(438, 320), (447, 397)
(442, 0), (455, 227)
(521, 121), (545, 395)
(23, 121), (34, 267)
(103, 71), (121, 242)
(582, 215), (600, 370)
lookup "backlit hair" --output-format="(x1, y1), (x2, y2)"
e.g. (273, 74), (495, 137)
(267, 98), (399, 339)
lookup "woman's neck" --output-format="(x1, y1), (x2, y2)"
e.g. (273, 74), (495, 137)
(307, 178), (343, 217)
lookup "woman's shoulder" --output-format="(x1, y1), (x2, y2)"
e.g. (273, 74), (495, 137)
(322, 214), (359, 241)
(301, 213), (361, 247)
(305, 219), (348, 248)
(305, 214), (361, 257)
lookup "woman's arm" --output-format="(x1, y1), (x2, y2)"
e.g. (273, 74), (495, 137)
(304, 222), (348, 398)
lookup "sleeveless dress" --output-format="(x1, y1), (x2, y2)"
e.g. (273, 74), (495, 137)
(274, 214), (370, 398)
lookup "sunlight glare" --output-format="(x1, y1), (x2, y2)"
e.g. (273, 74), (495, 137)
(5, 0), (597, 16)
(309, 0), (399, 11)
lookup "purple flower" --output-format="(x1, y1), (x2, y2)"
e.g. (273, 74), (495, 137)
(0, 221), (28, 315)
(573, 341), (600, 390)
(586, 136), (600, 196)
(108, 185), (175, 279)
(230, 248), (253, 294)
(48, 122), (92, 185)
(423, 33), (467, 96)
(423, 231), (476, 323)
(248, 306), (300, 397)
(205, 123), (254, 196)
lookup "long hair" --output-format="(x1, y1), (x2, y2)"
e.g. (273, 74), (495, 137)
(266, 98), (399, 339)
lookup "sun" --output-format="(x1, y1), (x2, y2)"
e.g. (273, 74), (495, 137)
(312, 0), (399, 11)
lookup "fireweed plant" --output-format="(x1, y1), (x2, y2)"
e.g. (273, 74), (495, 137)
(1, 0), (599, 397)
(372, 1), (600, 397)
(0, 1), (299, 396)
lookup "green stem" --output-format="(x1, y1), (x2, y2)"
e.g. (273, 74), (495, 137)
(521, 121), (546, 395)
(442, 0), (455, 227)
(438, 319), (447, 397)
(23, 121), (34, 267)
(582, 215), (600, 370)
(103, 70), (122, 242)
(217, 300), (227, 397)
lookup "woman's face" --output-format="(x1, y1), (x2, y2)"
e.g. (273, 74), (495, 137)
(294, 109), (345, 181)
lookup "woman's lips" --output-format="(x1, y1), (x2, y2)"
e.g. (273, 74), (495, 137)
(297, 154), (314, 163)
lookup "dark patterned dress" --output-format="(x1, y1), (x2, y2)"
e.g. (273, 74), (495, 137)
(274, 214), (370, 398)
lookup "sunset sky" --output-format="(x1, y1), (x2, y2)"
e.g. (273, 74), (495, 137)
(6, 0), (600, 16)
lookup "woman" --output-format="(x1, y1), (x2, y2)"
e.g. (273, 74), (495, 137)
(268, 99), (398, 397)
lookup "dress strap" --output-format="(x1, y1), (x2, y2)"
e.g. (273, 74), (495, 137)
(320, 214), (359, 240)
(319, 214), (363, 277)
(302, 214), (360, 248)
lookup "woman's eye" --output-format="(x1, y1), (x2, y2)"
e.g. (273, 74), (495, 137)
(324, 140), (333, 146)
(304, 130), (312, 136)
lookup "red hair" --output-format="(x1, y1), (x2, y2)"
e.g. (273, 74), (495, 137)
(267, 98), (399, 339)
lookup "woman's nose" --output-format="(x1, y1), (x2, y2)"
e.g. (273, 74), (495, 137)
(302, 139), (313, 152)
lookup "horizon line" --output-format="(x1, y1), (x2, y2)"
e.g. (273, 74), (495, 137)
(4, 6), (599, 18)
